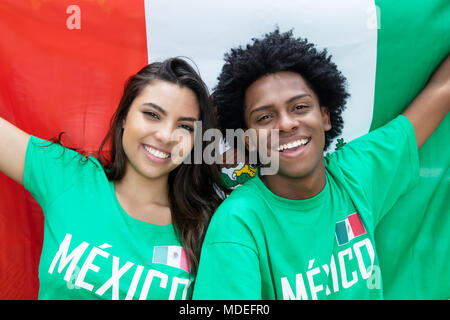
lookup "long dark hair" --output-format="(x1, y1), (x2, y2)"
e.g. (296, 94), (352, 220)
(98, 57), (224, 274)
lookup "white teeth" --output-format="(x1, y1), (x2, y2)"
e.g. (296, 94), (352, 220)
(277, 138), (309, 151)
(143, 145), (170, 159)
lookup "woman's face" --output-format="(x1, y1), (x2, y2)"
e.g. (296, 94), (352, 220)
(121, 80), (200, 181)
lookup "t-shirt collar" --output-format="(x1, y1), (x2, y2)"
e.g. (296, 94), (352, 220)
(251, 170), (331, 211)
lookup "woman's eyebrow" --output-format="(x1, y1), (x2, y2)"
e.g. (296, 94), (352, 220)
(142, 102), (166, 115)
(178, 116), (197, 122)
(143, 102), (197, 122)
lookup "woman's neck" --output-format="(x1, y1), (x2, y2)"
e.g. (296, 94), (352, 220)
(114, 164), (172, 225)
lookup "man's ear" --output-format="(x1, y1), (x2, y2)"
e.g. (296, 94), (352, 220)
(321, 106), (332, 132)
(244, 134), (254, 151)
(243, 131), (258, 153)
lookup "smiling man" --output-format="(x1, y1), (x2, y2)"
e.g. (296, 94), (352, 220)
(192, 29), (450, 300)
(244, 71), (332, 200)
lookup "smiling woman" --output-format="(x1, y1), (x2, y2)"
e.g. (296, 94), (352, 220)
(0, 57), (225, 300)
(121, 81), (199, 180)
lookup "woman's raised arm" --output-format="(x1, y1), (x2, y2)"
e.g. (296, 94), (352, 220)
(0, 117), (30, 185)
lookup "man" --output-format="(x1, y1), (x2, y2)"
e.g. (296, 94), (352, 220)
(192, 29), (449, 299)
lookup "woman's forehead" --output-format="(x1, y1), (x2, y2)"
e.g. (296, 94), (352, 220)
(135, 81), (200, 118)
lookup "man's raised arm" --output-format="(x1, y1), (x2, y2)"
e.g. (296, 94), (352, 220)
(403, 55), (450, 149)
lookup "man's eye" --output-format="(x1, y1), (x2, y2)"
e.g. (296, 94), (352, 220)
(257, 115), (271, 122)
(143, 111), (159, 119)
(295, 105), (308, 111)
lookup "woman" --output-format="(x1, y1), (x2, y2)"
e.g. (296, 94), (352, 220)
(0, 57), (224, 300)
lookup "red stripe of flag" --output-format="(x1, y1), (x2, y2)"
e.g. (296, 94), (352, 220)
(0, 0), (147, 299)
(180, 247), (191, 273)
(348, 213), (366, 237)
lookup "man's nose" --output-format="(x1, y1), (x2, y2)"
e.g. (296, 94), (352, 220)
(277, 112), (298, 133)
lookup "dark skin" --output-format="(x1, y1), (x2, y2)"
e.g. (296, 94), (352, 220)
(243, 55), (450, 200)
(244, 71), (331, 200)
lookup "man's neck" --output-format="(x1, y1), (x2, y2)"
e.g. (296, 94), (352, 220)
(260, 162), (327, 200)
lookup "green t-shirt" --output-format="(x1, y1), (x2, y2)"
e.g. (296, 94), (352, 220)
(24, 137), (193, 300)
(193, 115), (419, 300)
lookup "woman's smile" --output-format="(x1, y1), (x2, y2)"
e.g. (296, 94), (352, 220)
(142, 143), (171, 162)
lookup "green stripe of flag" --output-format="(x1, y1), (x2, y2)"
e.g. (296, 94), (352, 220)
(153, 246), (168, 264)
(373, 0), (450, 299)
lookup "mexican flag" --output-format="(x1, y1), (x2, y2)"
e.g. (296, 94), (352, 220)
(335, 213), (367, 247)
(152, 246), (190, 272)
(0, 0), (448, 299)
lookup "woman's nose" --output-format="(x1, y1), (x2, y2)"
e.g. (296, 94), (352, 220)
(154, 123), (174, 144)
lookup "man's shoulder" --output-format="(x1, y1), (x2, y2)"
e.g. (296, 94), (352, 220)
(211, 179), (266, 225)
(325, 115), (413, 164)
(222, 177), (264, 207)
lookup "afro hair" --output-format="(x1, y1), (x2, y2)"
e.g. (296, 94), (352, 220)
(214, 28), (350, 150)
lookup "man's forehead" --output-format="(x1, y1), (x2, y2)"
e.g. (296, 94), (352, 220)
(245, 72), (317, 107)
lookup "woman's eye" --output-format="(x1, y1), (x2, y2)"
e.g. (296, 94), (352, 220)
(179, 124), (194, 132)
(143, 111), (159, 119)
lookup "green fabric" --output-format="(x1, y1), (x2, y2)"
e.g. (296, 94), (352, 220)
(373, 0), (450, 299)
(24, 136), (193, 300)
(193, 115), (418, 299)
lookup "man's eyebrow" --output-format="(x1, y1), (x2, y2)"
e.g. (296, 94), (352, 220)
(286, 93), (312, 104)
(249, 105), (273, 116)
(248, 93), (313, 116)
(142, 102), (166, 115)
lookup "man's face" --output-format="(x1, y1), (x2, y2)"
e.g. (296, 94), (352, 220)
(244, 71), (331, 180)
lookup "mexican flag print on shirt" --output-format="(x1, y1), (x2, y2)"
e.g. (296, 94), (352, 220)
(153, 246), (190, 273)
(335, 213), (367, 246)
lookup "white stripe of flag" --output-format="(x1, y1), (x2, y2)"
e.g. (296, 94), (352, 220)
(152, 246), (190, 272)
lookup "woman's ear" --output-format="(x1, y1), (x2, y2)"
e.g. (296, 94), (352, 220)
(321, 106), (332, 132)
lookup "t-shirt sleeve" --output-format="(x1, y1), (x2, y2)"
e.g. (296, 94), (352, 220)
(329, 115), (419, 226)
(192, 242), (261, 300)
(192, 196), (262, 300)
(23, 136), (91, 211)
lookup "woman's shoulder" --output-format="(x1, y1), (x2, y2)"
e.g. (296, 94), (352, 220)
(28, 135), (105, 178)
